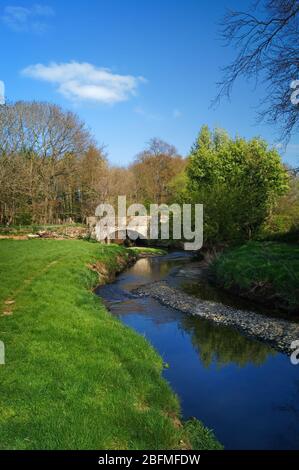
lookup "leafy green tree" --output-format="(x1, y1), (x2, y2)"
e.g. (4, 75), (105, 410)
(260, 174), (299, 240)
(187, 126), (289, 244)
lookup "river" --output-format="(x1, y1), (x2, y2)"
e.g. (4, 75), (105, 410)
(96, 251), (299, 450)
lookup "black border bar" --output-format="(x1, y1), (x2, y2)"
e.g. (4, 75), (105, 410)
(0, 450), (299, 466)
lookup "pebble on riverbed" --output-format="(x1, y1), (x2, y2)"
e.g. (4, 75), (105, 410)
(133, 281), (299, 355)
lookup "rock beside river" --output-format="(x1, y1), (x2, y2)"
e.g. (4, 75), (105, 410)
(133, 281), (299, 355)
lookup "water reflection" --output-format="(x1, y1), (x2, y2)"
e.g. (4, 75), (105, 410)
(97, 251), (299, 449)
(180, 315), (274, 368)
(129, 257), (173, 279)
(118, 254), (275, 369)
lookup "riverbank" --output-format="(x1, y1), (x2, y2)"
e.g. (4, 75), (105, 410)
(100, 251), (299, 449)
(0, 239), (221, 450)
(211, 241), (299, 315)
(134, 280), (299, 354)
(0, 223), (88, 240)
(127, 246), (168, 257)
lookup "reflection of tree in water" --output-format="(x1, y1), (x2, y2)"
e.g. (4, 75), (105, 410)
(131, 257), (189, 281)
(181, 315), (275, 368)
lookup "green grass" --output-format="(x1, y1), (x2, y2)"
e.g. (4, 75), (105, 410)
(127, 247), (167, 256)
(0, 239), (221, 450)
(212, 241), (299, 313)
(183, 419), (224, 450)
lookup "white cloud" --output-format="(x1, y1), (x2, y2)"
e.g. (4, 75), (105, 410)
(2, 4), (54, 33)
(22, 62), (146, 104)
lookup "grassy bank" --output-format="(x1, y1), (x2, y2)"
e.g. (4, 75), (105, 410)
(127, 246), (168, 257)
(0, 239), (221, 450)
(212, 241), (299, 314)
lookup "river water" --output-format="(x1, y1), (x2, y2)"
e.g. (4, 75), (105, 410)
(96, 251), (299, 450)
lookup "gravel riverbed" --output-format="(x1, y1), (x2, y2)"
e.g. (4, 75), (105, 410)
(133, 281), (299, 355)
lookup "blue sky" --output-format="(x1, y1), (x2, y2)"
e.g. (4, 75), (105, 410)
(1, 0), (298, 166)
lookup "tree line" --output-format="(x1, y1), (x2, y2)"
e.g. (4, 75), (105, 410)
(1, 100), (298, 246)
(0, 101), (185, 226)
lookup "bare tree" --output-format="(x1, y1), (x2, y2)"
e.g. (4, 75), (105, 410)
(0, 101), (96, 224)
(131, 138), (186, 204)
(216, 0), (299, 142)
(79, 145), (109, 219)
(0, 101), (91, 158)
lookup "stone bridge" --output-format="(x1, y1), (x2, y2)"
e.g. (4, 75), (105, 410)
(86, 216), (151, 244)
